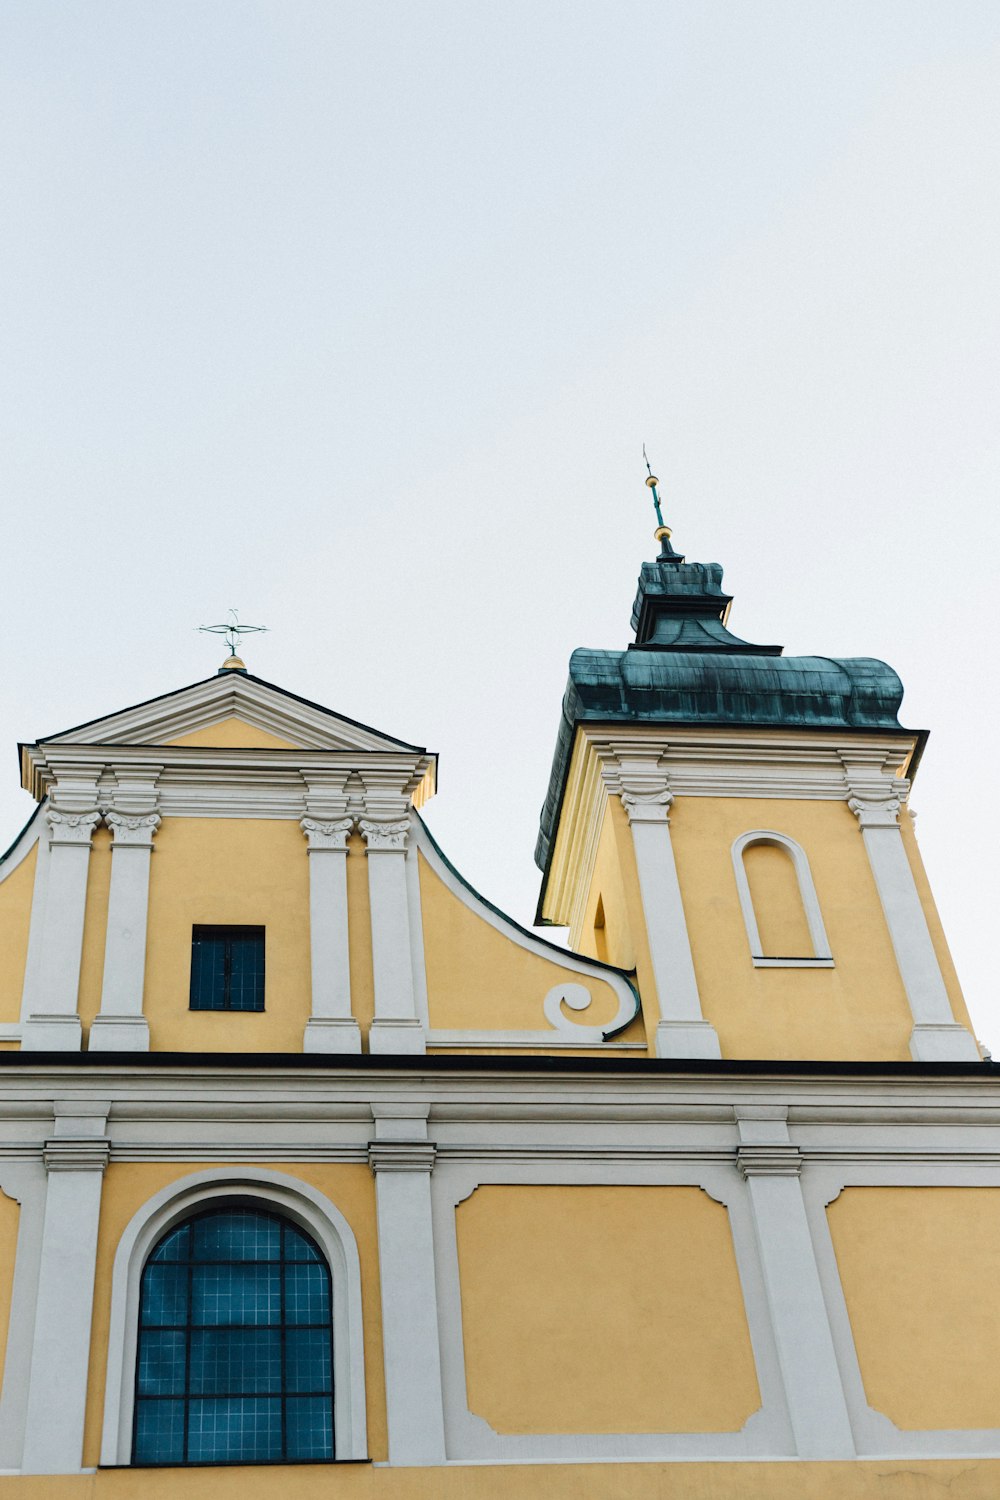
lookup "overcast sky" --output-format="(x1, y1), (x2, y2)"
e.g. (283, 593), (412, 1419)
(1, 3), (998, 1043)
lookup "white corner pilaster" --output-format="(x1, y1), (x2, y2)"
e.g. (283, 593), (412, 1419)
(601, 752), (720, 1059)
(90, 810), (160, 1051)
(21, 807), (102, 1051)
(845, 785), (980, 1062)
(735, 1107), (854, 1458)
(368, 1105), (446, 1465)
(21, 1102), (110, 1474)
(360, 816), (425, 1054)
(300, 817), (361, 1053)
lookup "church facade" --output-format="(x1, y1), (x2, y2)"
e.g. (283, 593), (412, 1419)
(0, 500), (996, 1498)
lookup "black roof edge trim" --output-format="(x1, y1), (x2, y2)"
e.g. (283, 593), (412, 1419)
(0, 800), (43, 866)
(0, 1051), (994, 1077)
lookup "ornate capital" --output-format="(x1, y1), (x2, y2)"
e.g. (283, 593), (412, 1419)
(736, 1144), (803, 1179)
(620, 787), (673, 825)
(300, 816), (354, 851)
(46, 808), (101, 847)
(367, 1139), (437, 1174)
(847, 795), (901, 829)
(42, 1138), (110, 1174)
(359, 817), (410, 853)
(105, 810), (161, 847)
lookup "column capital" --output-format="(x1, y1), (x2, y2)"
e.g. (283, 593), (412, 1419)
(301, 816), (354, 851)
(45, 808), (101, 846)
(847, 794), (901, 829)
(597, 752), (674, 825)
(105, 811), (161, 847)
(42, 1138), (110, 1174)
(737, 1143), (803, 1179)
(359, 817), (410, 853)
(368, 1140), (437, 1174)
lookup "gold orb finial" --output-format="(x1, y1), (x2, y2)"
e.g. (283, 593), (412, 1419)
(220, 654), (247, 672)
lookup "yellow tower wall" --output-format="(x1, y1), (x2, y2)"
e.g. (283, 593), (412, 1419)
(0, 843), (36, 1030)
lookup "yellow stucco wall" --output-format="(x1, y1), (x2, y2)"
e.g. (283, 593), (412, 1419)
(166, 717), (300, 749)
(418, 854), (623, 1035)
(83, 1162), (386, 1467)
(3, 1459), (1000, 1499)
(346, 832), (376, 1045)
(668, 798), (915, 1059)
(742, 841), (814, 957)
(142, 818), (311, 1051)
(0, 843), (36, 1025)
(828, 1186), (1000, 1430)
(0, 1187), (20, 1394)
(456, 1184), (760, 1434)
(575, 803), (637, 973)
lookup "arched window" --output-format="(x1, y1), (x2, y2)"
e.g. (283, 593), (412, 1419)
(731, 831), (833, 968)
(133, 1205), (334, 1466)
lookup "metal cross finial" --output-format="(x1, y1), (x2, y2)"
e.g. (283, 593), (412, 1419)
(198, 608), (268, 665)
(642, 445), (666, 529)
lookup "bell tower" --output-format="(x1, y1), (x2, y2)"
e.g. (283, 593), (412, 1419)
(536, 470), (980, 1064)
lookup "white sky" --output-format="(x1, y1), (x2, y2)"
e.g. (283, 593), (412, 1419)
(1, 3), (998, 1045)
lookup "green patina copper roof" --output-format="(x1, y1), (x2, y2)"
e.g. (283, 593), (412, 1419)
(534, 531), (908, 877)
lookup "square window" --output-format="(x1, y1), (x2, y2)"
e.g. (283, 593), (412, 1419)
(190, 927), (264, 1012)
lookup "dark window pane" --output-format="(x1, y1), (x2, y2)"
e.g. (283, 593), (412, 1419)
(150, 1224), (190, 1263)
(192, 1263), (281, 1327)
(135, 1207), (334, 1466)
(134, 1399), (185, 1464)
(137, 1330), (188, 1396)
(284, 1262), (330, 1325)
(140, 1264), (189, 1327)
(286, 1396), (334, 1461)
(285, 1327), (332, 1393)
(190, 1329), (282, 1395)
(228, 933), (265, 1011)
(190, 927), (265, 1012)
(187, 1397), (282, 1464)
(193, 1210), (280, 1263)
(283, 1223), (323, 1262)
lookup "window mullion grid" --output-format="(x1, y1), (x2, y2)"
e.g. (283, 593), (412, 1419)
(279, 1224), (288, 1460)
(222, 938), (233, 1011)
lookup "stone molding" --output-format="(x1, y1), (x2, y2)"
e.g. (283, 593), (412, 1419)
(300, 816), (354, 851)
(368, 1139), (437, 1174)
(41, 1138), (110, 1174)
(359, 818), (411, 853)
(737, 1144), (803, 1178)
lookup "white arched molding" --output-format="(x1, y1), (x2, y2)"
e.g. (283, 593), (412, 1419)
(731, 831), (833, 969)
(99, 1167), (368, 1466)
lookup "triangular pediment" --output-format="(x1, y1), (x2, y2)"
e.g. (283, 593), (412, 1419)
(34, 673), (424, 755)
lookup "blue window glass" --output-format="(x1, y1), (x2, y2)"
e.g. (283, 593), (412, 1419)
(190, 927), (265, 1012)
(133, 1207), (334, 1465)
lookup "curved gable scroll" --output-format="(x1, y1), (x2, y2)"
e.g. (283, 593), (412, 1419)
(731, 830), (833, 969)
(100, 1168), (367, 1465)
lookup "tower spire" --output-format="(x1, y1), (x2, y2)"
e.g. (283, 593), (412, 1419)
(642, 446), (682, 561)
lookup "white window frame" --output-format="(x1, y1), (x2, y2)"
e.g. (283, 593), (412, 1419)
(100, 1167), (368, 1465)
(731, 830), (834, 968)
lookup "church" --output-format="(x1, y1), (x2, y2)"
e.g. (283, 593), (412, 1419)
(0, 475), (996, 1498)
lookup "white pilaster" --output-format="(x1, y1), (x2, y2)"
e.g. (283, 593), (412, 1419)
(602, 753), (720, 1059)
(360, 818), (425, 1054)
(847, 792), (980, 1062)
(736, 1107), (854, 1459)
(90, 812), (160, 1051)
(368, 1106), (446, 1465)
(21, 809), (101, 1052)
(21, 1102), (110, 1474)
(300, 817), (361, 1053)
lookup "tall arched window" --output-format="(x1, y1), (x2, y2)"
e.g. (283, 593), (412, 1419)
(731, 830), (833, 968)
(133, 1205), (334, 1466)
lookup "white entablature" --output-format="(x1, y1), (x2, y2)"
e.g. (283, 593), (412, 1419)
(19, 671), (437, 820)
